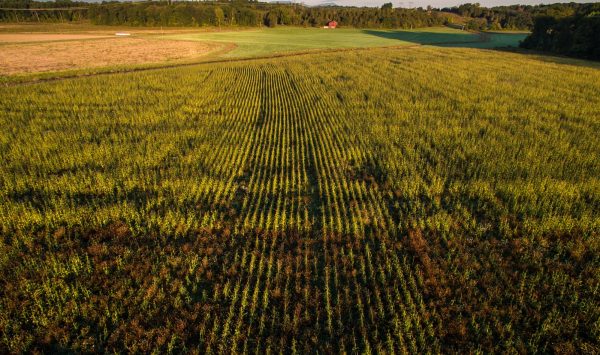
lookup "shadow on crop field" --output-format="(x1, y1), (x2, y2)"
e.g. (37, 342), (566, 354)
(360, 28), (600, 68)
(496, 47), (600, 69)
(362, 29), (527, 49)
(363, 29), (478, 46)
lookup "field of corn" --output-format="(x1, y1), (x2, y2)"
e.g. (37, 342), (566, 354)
(1, 46), (599, 353)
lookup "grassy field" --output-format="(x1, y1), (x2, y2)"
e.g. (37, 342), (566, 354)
(1, 45), (598, 353)
(439, 31), (529, 48)
(166, 26), (527, 57)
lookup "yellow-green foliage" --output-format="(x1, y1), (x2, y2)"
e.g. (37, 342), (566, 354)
(0, 47), (599, 353)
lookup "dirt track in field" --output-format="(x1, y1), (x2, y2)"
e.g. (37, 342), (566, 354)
(0, 37), (224, 75)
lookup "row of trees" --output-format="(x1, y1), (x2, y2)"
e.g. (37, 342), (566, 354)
(3, 0), (599, 38)
(0, 9), (86, 22)
(88, 3), (263, 27)
(441, 2), (596, 30)
(88, 2), (446, 28)
(0, 0), (445, 28)
(0, 0), (87, 8)
(0, 0), (88, 22)
(520, 6), (600, 60)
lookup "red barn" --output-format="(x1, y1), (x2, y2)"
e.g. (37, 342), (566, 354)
(327, 21), (338, 28)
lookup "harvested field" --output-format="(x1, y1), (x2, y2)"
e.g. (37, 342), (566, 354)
(0, 33), (112, 43)
(0, 22), (235, 34)
(0, 37), (225, 75)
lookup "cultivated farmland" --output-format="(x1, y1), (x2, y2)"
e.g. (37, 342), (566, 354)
(1, 46), (599, 353)
(166, 26), (527, 57)
(0, 26), (527, 77)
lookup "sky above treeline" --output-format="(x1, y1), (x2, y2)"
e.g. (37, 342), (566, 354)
(276, 0), (598, 8)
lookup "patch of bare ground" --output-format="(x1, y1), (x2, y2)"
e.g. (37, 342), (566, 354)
(0, 22), (253, 34)
(0, 33), (112, 43)
(0, 37), (224, 74)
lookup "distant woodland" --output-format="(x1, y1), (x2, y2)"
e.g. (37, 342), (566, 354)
(520, 4), (600, 60)
(0, 0), (445, 28)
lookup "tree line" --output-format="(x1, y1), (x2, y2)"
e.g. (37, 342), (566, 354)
(0, 0), (88, 22)
(520, 4), (600, 60)
(0, 0), (444, 28)
(441, 2), (596, 30)
(88, 2), (447, 28)
(0, 0), (87, 8)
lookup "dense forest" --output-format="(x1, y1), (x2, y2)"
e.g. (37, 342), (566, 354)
(520, 5), (600, 60)
(441, 2), (595, 30)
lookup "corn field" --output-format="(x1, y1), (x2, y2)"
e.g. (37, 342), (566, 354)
(1, 47), (599, 353)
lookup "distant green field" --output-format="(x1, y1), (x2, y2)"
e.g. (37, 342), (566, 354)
(438, 31), (529, 48)
(166, 27), (527, 57)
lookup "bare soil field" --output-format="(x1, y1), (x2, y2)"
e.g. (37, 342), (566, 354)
(0, 37), (225, 75)
(0, 33), (112, 43)
(0, 22), (252, 34)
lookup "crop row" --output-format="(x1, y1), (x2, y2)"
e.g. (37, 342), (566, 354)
(1, 46), (599, 353)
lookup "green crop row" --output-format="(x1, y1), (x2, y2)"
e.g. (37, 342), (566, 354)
(0, 46), (599, 353)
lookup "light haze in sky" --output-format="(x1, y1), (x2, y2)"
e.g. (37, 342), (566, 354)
(275, 0), (598, 8)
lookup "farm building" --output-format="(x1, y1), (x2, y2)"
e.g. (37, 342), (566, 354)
(323, 21), (338, 29)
